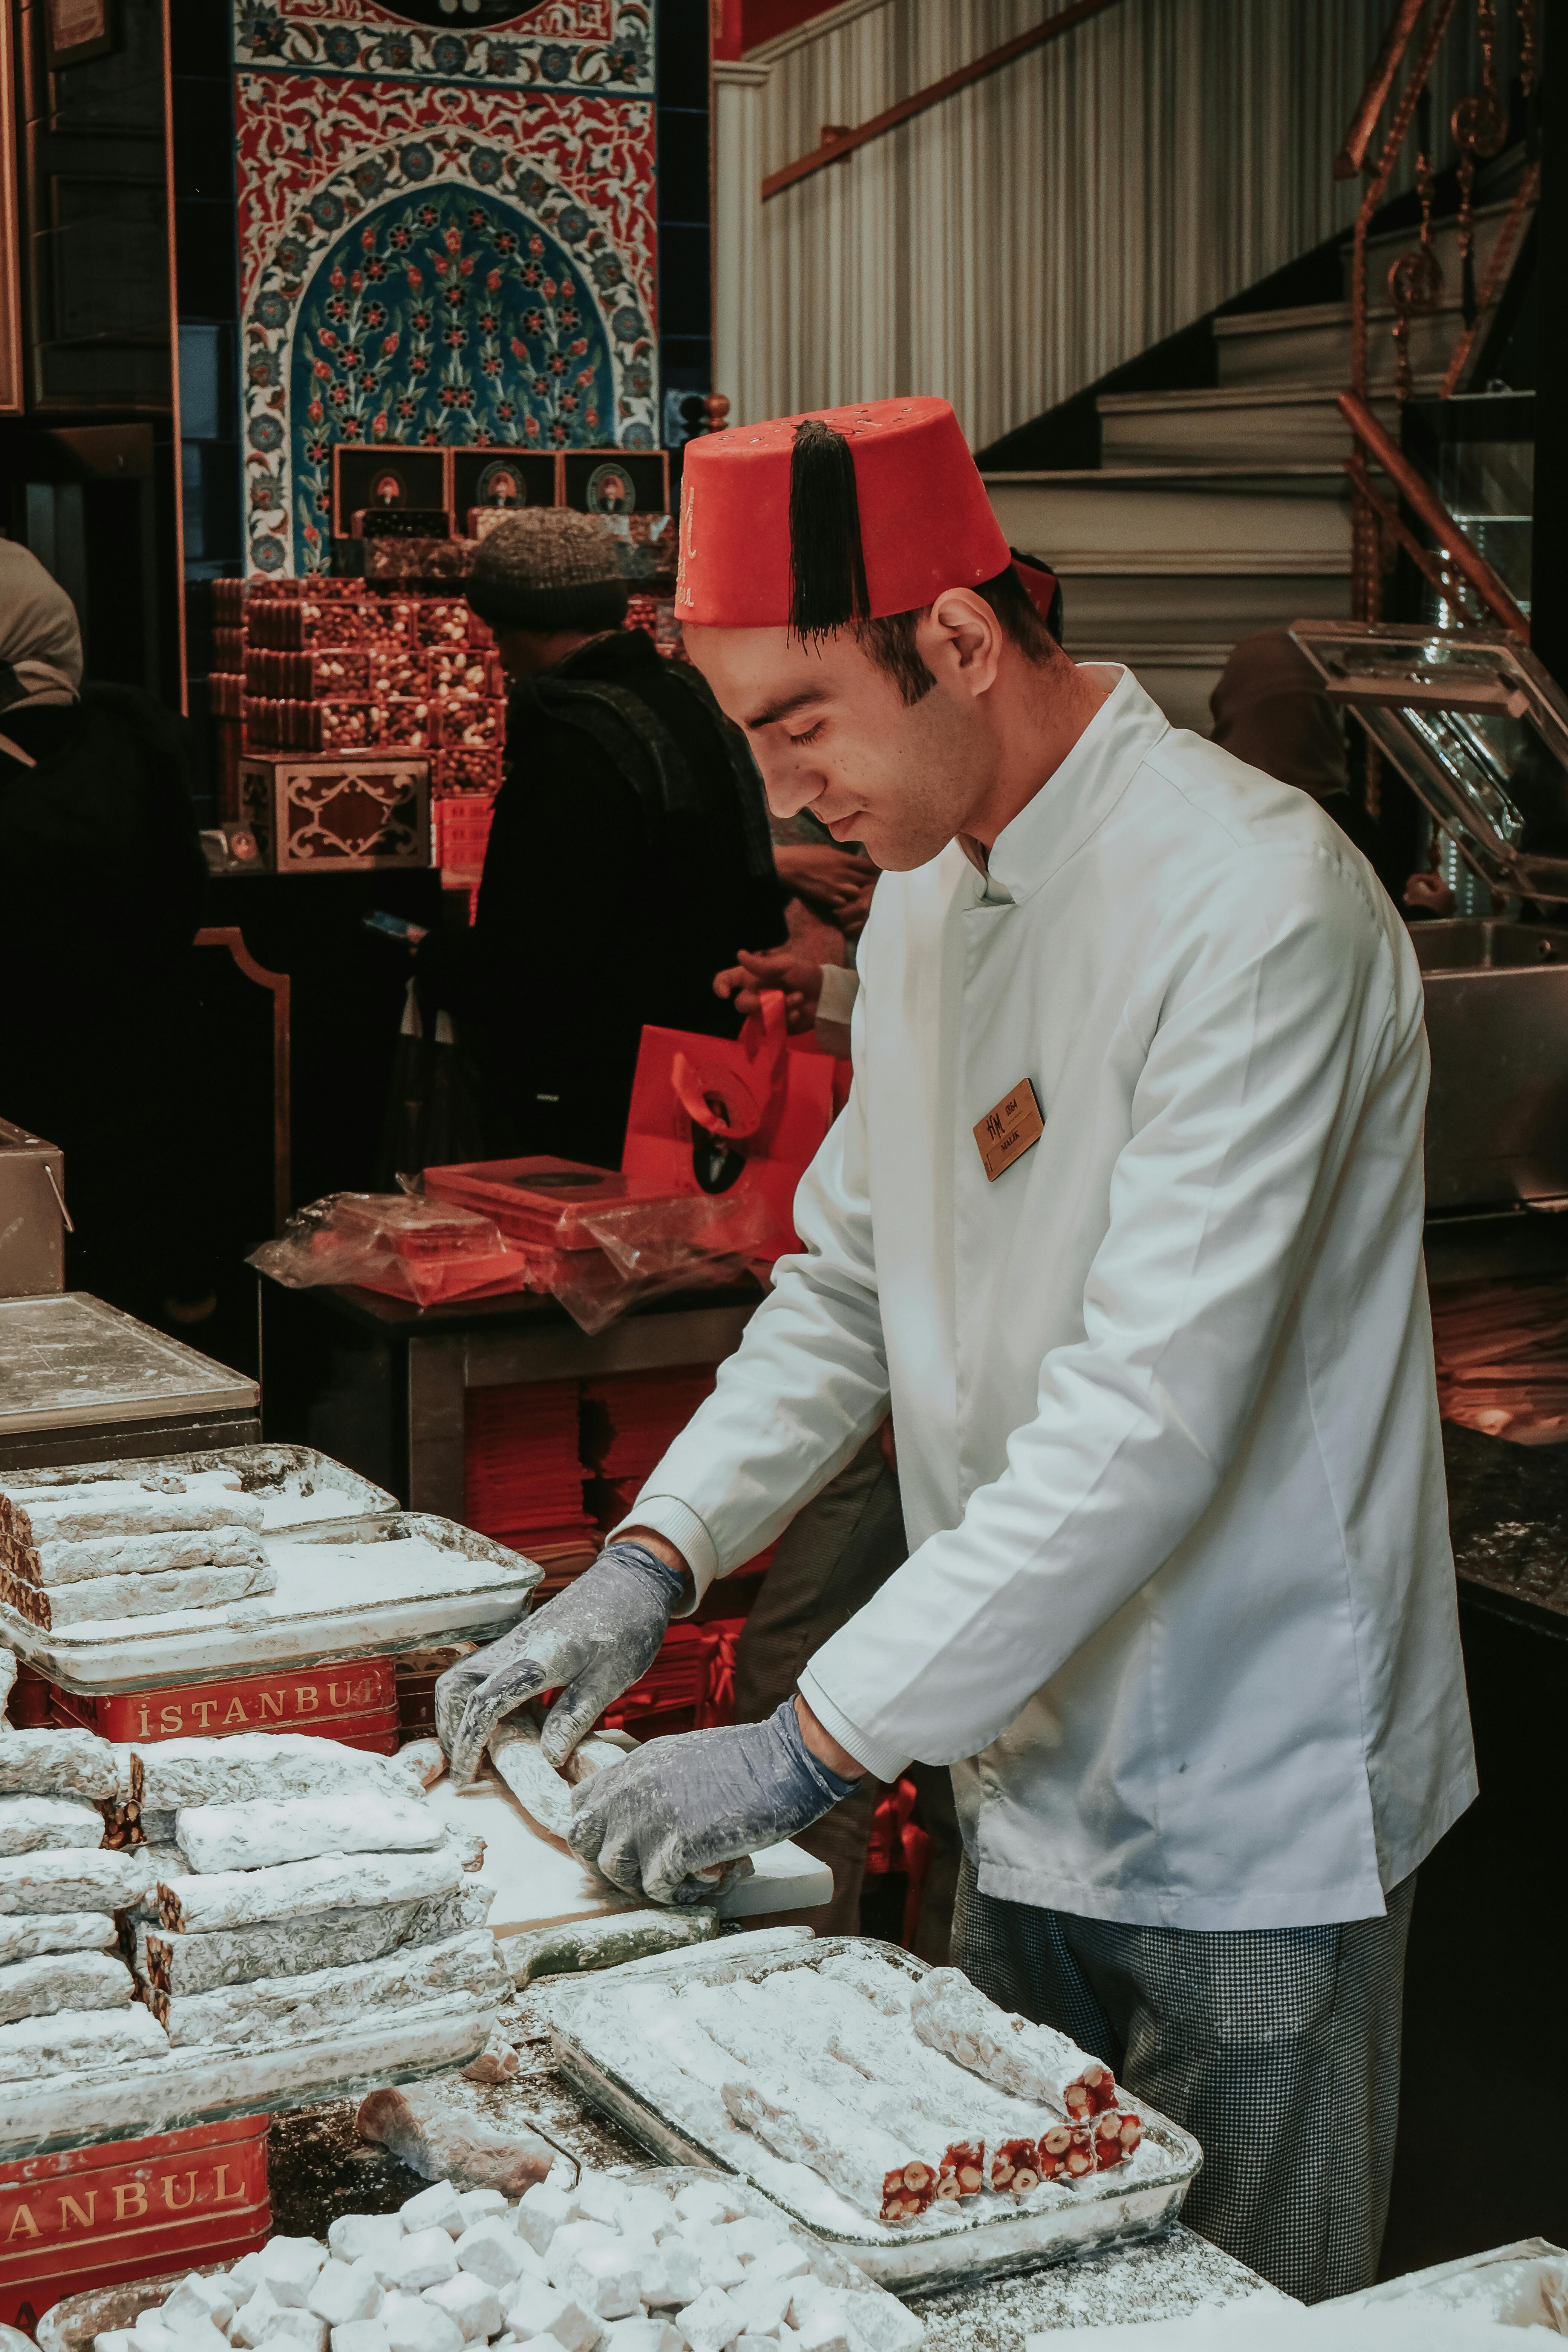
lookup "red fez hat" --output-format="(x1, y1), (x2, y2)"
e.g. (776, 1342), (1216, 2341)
(675, 396), (1012, 632)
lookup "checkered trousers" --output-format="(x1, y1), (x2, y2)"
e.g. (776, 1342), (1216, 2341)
(952, 1860), (1416, 2304)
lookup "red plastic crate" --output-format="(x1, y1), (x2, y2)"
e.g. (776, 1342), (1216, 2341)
(433, 793), (496, 868)
(0, 2114), (270, 2329)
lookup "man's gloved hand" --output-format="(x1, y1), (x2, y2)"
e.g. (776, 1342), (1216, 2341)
(568, 1699), (861, 1906)
(436, 1540), (686, 1788)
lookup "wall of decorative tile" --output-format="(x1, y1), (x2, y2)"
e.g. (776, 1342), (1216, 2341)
(233, 3), (658, 574)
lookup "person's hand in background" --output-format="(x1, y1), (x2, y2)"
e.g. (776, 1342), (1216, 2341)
(713, 946), (825, 1033)
(1403, 870), (1455, 917)
(773, 842), (876, 918)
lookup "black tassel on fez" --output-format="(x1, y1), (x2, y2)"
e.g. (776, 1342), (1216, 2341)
(788, 418), (871, 642)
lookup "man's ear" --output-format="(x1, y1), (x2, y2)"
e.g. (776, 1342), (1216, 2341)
(912, 587), (1004, 700)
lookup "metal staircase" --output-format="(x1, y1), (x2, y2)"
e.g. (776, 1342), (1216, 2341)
(982, 189), (1534, 733)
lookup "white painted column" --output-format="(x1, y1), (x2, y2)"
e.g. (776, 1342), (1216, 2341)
(711, 59), (770, 427)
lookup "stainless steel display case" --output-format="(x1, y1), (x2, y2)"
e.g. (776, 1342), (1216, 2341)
(0, 1292), (259, 1473)
(1289, 622), (1568, 902)
(1289, 625), (1568, 1213)
(1412, 920), (1568, 1210)
(0, 1117), (67, 1297)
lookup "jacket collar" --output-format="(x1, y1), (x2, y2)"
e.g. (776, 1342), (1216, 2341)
(957, 664), (1170, 908)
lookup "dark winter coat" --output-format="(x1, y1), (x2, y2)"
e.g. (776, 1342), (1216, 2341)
(416, 627), (787, 1170)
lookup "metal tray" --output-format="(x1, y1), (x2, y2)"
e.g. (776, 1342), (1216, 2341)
(3, 1510), (542, 1694)
(0, 1441), (397, 1538)
(0, 1987), (498, 2165)
(0, 1294), (256, 1436)
(33, 2159), (913, 2352)
(547, 1937), (1203, 2295)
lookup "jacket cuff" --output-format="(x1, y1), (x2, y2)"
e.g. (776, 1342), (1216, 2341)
(609, 1495), (719, 1612)
(797, 1665), (911, 1785)
(816, 963), (860, 1025)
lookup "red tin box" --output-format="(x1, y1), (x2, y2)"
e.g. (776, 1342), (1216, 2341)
(0, 2114), (269, 2329)
(46, 1657), (400, 1750)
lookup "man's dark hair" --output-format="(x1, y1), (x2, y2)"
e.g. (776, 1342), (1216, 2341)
(857, 563), (1059, 706)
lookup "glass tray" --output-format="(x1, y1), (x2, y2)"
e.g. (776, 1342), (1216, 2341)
(545, 1936), (1202, 2295)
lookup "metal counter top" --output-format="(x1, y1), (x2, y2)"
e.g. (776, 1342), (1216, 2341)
(1446, 1418), (1568, 1635)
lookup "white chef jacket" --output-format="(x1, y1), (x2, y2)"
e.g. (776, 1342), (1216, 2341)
(626, 665), (1476, 1931)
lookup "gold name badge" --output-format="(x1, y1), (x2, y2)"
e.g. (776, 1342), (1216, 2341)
(974, 1078), (1044, 1182)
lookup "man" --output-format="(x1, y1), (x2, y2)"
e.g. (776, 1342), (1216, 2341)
(415, 508), (786, 1168)
(714, 552), (1059, 1055)
(0, 539), (210, 1325)
(438, 399), (1475, 2299)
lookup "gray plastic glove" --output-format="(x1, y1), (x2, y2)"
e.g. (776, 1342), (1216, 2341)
(436, 1540), (685, 1788)
(568, 1699), (861, 1906)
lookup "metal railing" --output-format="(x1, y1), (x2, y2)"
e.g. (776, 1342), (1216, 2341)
(759, 0), (1133, 203)
(1340, 0), (1538, 626)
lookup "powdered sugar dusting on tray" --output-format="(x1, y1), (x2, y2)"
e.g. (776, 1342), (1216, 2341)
(23, 1534), (525, 1642)
(566, 1945), (1174, 2246)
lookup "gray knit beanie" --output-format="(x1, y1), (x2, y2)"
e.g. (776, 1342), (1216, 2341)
(467, 508), (629, 633)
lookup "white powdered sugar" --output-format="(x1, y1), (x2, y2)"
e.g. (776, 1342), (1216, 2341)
(174, 1789), (446, 1874)
(570, 1952), (1163, 2248)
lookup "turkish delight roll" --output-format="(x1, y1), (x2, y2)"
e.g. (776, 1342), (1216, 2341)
(721, 2073), (939, 2223)
(0, 1728), (118, 1801)
(0, 1912), (116, 1966)
(0, 1795), (104, 1854)
(935, 2139), (986, 2200)
(173, 1788), (443, 1874)
(138, 1880), (490, 1998)
(0, 1949), (131, 2027)
(154, 1926), (503, 2046)
(0, 1471), (258, 1544)
(989, 2136), (1041, 2195)
(133, 1730), (412, 1812)
(910, 1966), (1122, 2120)
(1093, 2109), (1143, 2168)
(12, 1527), (267, 1587)
(0, 2001), (168, 2081)
(0, 1844), (155, 1915)
(1037, 2121), (1096, 2181)
(488, 1715), (574, 1843)
(0, 1559), (274, 1629)
(158, 1844), (460, 1933)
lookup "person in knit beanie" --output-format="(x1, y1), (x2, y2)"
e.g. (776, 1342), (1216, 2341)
(415, 504), (785, 1164)
(466, 508), (630, 673)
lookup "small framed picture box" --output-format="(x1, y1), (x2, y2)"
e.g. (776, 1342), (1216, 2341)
(45, 0), (117, 70)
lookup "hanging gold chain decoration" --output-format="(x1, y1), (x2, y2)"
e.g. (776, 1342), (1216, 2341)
(1388, 89), (1444, 404)
(1453, 0), (1509, 324)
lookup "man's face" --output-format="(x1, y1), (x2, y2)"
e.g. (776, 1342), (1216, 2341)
(683, 616), (1002, 871)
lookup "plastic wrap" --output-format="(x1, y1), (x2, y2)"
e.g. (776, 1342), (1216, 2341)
(418, 1164), (772, 1334)
(248, 1194), (531, 1307)
(250, 1182), (766, 1333)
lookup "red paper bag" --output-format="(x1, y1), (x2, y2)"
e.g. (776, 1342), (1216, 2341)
(621, 992), (838, 1259)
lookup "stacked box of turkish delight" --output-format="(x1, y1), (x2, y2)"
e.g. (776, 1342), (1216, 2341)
(237, 584), (506, 802)
(0, 1650), (501, 2086)
(125, 1733), (501, 2050)
(0, 1672), (170, 2083)
(0, 1468), (276, 1635)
